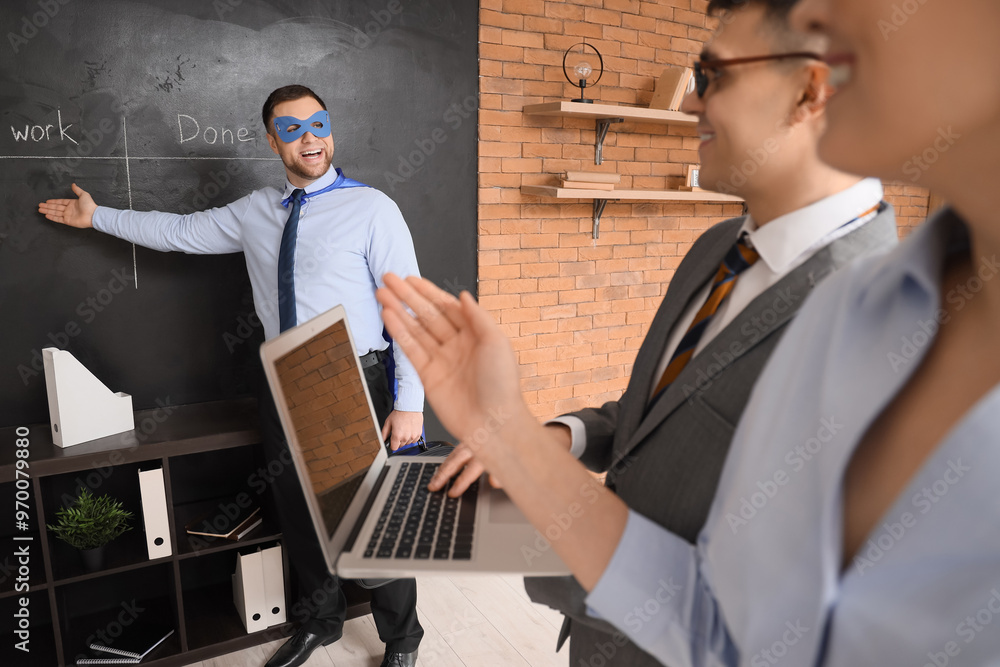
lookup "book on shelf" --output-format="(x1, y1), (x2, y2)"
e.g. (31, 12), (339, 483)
(76, 626), (174, 664)
(563, 171), (621, 184)
(185, 503), (262, 541)
(649, 65), (694, 111)
(559, 180), (616, 191)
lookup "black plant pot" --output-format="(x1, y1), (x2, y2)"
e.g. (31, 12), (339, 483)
(79, 546), (105, 572)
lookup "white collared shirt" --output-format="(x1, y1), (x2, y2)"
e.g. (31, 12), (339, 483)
(647, 177), (884, 397)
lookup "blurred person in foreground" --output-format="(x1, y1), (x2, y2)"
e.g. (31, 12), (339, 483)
(374, 0), (1000, 663)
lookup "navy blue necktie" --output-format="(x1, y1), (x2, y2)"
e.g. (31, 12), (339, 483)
(278, 188), (304, 332)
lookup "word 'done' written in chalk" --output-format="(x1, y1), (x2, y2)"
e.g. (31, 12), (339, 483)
(177, 114), (254, 145)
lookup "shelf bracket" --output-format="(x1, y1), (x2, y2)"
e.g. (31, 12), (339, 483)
(594, 118), (623, 165)
(592, 198), (609, 239)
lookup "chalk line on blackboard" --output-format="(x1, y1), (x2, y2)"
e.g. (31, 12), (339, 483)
(123, 116), (137, 290)
(2, 112), (281, 291)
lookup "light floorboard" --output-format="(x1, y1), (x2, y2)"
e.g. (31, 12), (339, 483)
(199, 575), (569, 666)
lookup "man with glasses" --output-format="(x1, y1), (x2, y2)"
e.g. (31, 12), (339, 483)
(426, 1), (898, 665)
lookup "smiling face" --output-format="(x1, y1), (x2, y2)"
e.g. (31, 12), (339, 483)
(680, 5), (828, 198)
(791, 0), (1000, 187)
(266, 96), (335, 187)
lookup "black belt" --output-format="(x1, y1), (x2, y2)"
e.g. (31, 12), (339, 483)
(359, 348), (388, 369)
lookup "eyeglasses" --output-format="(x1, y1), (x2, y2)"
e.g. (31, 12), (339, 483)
(693, 52), (824, 98)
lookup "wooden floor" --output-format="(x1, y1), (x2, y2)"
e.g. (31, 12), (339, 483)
(190, 575), (570, 667)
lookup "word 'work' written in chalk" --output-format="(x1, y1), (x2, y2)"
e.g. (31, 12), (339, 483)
(10, 108), (78, 144)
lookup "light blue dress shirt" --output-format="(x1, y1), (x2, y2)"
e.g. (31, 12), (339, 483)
(92, 165), (424, 412)
(587, 208), (1000, 667)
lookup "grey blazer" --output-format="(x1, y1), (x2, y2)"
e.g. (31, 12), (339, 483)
(524, 206), (899, 666)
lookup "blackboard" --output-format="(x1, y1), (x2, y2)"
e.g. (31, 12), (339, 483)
(0, 0), (478, 440)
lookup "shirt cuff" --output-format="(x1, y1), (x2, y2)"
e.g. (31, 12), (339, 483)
(91, 206), (114, 233)
(586, 510), (696, 649)
(393, 384), (424, 413)
(547, 415), (587, 459)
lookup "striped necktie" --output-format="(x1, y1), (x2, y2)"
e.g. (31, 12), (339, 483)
(650, 234), (760, 401)
(278, 188), (305, 332)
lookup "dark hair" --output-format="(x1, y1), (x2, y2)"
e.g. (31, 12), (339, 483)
(706, 0), (818, 52)
(706, 0), (799, 18)
(261, 85), (327, 132)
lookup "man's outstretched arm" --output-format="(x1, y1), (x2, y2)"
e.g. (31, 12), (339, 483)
(38, 183), (247, 255)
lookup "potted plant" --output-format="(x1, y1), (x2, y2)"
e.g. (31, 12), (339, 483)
(47, 489), (134, 572)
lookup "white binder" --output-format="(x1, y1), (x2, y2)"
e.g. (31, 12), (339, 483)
(233, 550), (268, 633)
(260, 544), (286, 627)
(138, 467), (173, 559)
(42, 347), (134, 447)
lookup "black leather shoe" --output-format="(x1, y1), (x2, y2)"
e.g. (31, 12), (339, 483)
(265, 627), (342, 667)
(380, 649), (418, 667)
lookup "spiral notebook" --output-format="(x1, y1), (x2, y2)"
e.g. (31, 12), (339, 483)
(76, 626), (173, 664)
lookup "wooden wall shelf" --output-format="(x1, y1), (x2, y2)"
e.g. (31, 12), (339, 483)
(520, 186), (744, 238)
(523, 101), (698, 166)
(522, 101), (697, 125)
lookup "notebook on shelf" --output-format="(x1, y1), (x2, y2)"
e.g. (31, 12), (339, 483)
(185, 503), (262, 541)
(81, 626), (174, 663)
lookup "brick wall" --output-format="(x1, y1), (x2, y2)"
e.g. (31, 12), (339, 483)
(477, 0), (929, 420)
(276, 322), (379, 494)
(883, 181), (931, 236)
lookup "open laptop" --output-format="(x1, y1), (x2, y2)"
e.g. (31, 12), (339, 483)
(260, 304), (569, 578)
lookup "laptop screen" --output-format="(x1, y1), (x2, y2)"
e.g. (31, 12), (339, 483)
(273, 318), (382, 541)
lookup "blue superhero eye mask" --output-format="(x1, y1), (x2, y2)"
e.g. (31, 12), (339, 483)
(272, 110), (331, 142)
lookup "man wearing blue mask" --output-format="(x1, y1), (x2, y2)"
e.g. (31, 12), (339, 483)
(38, 85), (423, 667)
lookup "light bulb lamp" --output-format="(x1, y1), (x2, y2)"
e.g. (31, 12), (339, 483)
(562, 42), (619, 165)
(562, 42), (604, 104)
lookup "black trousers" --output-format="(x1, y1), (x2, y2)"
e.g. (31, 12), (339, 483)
(259, 358), (423, 653)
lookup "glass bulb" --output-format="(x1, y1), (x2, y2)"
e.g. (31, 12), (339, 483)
(574, 61), (593, 79)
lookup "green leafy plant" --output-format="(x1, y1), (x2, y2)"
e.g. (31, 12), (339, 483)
(47, 489), (134, 551)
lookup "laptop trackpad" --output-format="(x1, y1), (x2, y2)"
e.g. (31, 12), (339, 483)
(487, 487), (527, 524)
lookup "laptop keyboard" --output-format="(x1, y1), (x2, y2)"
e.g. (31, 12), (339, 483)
(363, 462), (478, 561)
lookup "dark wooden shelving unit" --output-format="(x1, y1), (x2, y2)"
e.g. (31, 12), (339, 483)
(0, 399), (371, 667)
